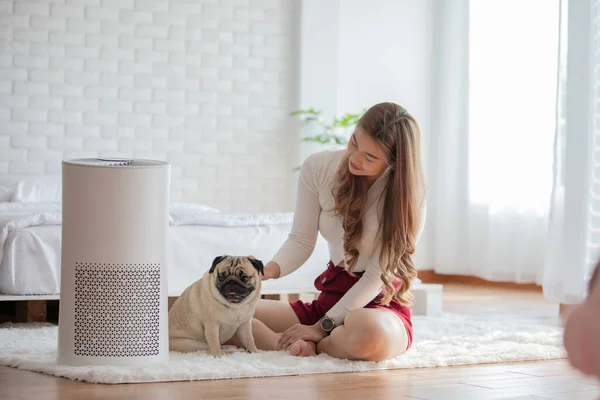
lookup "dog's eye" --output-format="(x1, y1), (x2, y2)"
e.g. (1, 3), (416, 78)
(218, 275), (224, 282)
(241, 275), (249, 283)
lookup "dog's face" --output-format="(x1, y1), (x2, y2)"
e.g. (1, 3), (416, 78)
(209, 255), (264, 304)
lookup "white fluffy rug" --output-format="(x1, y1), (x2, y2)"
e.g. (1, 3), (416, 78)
(0, 313), (565, 384)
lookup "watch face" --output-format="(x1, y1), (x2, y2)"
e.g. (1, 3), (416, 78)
(321, 318), (334, 331)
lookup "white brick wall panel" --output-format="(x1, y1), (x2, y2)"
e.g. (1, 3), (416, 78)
(50, 83), (84, 97)
(0, 0), (297, 212)
(120, 10), (153, 24)
(183, 116), (217, 130)
(65, 97), (97, 112)
(30, 122), (64, 136)
(99, 98), (133, 113)
(101, 126), (135, 139)
(0, 148), (25, 162)
(186, 65), (218, 79)
(83, 59), (118, 73)
(65, 123), (101, 137)
(134, 102), (166, 115)
(85, 34), (119, 48)
(84, 86), (118, 99)
(152, 114), (184, 128)
(0, 54), (11, 68)
(99, 21), (134, 36)
(100, 72), (133, 87)
(153, 89), (185, 103)
(66, 44), (100, 59)
(11, 108), (48, 122)
(134, 74), (166, 88)
(27, 149), (63, 163)
(119, 60), (152, 75)
(11, 136), (47, 149)
(14, 2), (50, 15)
(135, 50), (168, 64)
(169, 26), (185, 41)
(119, 87), (152, 102)
(118, 138), (151, 152)
(183, 165), (218, 180)
(13, 82), (47, 96)
(186, 91), (216, 104)
(119, 35), (153, 50)
(83, 138), (118, 151)
(154, 39), (186, 53)
(0, 1), (12, 14)
(51, 57), (84, 71)
(166, 103), (199, 117)
(85, 7), (120, 21)
(51, 4), (84, 19)
(118, 112), (151, 127)
(166, 76), (199, 91)
(9, 161), (45, 174)
(65, 71), (99, 85)
(101, 48), (134, 61)
(67, 18), (101, 33)
(48, 110), (82, 124)
(83, 111), (117, 125)
(30, 16), (66, 31)
(13, 29), (48, 44)
(103, 0), (135, 9)
(28, 96), (64, 110)
(1, 41), (29, 56)
(0, 94), (27, 108)
(136, 128), (168, 139)
(29, 69), (64, 84)
(30, 43), (65, 57)
(152, 138), (184, 153)
(67, 0), (102, 6)
(3, 122), (28, 136)
(136, 24), (168, 38)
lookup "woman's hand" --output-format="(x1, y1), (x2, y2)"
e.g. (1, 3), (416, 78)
(278, 323), (327, 349)
(262, 261), (281, 281)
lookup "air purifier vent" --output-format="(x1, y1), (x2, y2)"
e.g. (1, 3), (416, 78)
(73, 262), (161, 358)
(64, 158), (168, 168)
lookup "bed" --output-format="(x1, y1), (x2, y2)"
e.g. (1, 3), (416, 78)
(0, 176), (441, 317)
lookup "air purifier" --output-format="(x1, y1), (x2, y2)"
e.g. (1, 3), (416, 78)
(57, 158), (170, 367)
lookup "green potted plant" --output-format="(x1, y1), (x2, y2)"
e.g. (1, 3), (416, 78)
(290, 107), (365, 146)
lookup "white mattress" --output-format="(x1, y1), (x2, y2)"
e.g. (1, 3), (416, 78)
(0, 203), (331, 296)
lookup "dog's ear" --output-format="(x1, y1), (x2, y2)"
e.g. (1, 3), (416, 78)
(210, 255), (226, 274)
(249, 258), (264, 276)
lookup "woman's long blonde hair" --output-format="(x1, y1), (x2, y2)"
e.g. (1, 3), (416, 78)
(333, 102), (425, 307)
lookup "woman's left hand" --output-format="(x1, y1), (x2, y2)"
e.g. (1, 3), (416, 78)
(278, 323), (326, 349)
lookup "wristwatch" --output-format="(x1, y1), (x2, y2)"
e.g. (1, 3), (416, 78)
(319, 316), (336, 334)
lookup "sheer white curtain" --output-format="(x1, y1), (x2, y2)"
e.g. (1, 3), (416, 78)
(429, 0), (560, 282)
(543, 0), (600, 304)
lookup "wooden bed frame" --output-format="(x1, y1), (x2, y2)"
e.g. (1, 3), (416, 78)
(0, 283), (443, 323)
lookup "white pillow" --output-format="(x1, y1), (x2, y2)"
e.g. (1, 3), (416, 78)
(12, 176), (62, 203)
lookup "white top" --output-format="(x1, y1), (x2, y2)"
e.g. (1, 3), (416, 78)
(271, 150), (426, 325)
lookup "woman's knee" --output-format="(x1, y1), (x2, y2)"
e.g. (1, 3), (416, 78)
(341, 309), (406, 361)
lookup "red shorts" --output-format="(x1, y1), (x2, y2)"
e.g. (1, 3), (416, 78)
(289, 260), (413, 349)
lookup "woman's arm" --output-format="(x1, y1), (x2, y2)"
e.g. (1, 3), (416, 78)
(327, 202), (427, 325)
(268, 154), (322, 279)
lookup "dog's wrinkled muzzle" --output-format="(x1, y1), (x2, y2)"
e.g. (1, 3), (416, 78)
(218, 278), (254, 303)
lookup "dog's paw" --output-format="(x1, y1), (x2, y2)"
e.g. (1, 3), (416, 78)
(209, 349), (223, 358)
(246, 345), (259, 353)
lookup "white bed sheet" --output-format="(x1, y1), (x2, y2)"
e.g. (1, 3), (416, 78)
(0, 204), (331, 296)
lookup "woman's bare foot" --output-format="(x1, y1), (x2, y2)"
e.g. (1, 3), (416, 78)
(288, 339), (317, 357)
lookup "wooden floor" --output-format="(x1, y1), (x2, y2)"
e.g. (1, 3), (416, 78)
(1, 283), (598, 400)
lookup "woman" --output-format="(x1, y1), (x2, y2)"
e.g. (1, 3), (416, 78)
(229, 102), (426, 361)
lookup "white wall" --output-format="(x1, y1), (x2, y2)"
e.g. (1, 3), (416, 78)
(0, 0), (299, 212)
(298, 0), (435, 268)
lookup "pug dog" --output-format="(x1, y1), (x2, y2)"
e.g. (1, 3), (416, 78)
(168, 255), (264, 357)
